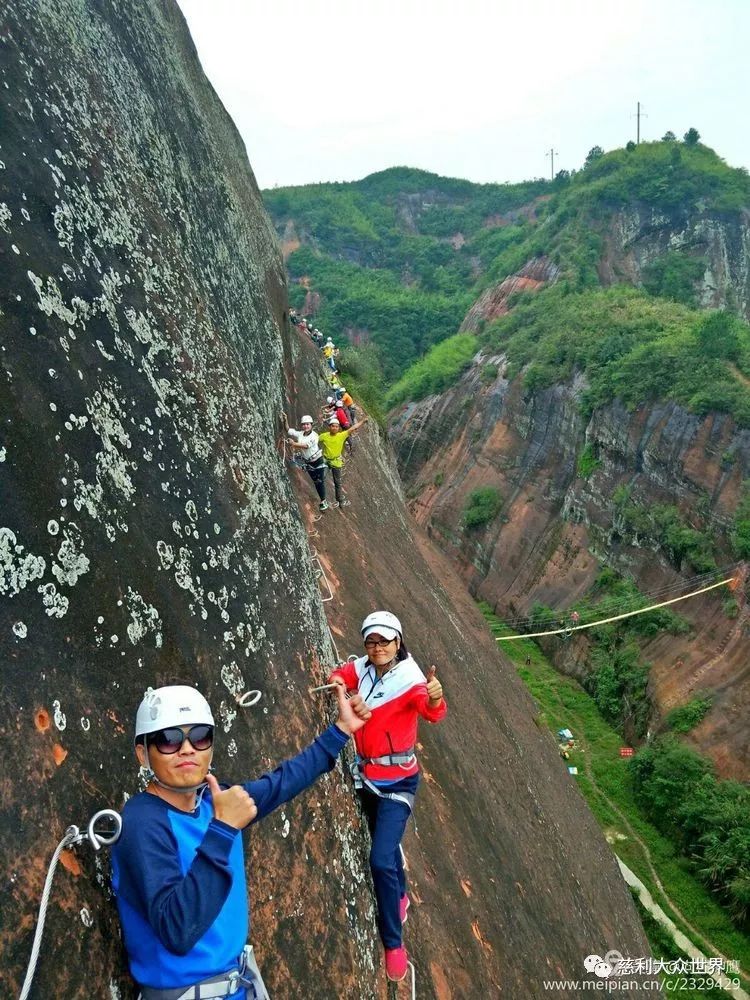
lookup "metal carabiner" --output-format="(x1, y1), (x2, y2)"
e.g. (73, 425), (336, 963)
(86, 809), (122, 851)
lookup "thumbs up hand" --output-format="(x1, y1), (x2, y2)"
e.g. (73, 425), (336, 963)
(425, 665), (443, 706)
(206, 774), (258, 829)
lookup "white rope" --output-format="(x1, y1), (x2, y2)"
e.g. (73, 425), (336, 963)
(496, 576), (736, 641)
(18, 827), (80, 1000)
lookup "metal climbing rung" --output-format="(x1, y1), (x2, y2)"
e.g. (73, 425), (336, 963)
(310, 556), (334, 602)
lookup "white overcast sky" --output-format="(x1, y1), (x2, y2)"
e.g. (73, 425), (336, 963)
(176, 0), (749, 190)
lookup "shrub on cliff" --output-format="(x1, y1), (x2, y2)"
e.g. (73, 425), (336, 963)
(386, 332), (477, 407)
(731, 481), (750, 558)
(483, 284), (750, 427)
(630, 738), (750, 924)
(462, 487), (503, 530)
(642, 251), (705, 307)
(666, 697), (713, 734)
(577, 443), (601, 478)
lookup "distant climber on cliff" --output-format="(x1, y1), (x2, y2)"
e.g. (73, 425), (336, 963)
(111, 682), (371, 999)
(322, 337), (338, 372)
(339, 386), (356, 424)
(318, 413), (367, 508)
(328, 611), (447, 982)
(281, 412), (330, 511)
(324, 395), (350, 429)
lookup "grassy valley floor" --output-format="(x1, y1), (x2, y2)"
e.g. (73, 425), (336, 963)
(479, 602), (750, 998)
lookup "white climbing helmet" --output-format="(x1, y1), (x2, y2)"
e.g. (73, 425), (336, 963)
(361, 611), (403, 642)
(300, 414), (314, 425)
(134, 685), (214, 741)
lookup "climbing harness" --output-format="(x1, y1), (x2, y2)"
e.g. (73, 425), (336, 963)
(357, 749), (416, 768)
(18, 809), (122, 1000)
(496, 575), (737, 641)
(137, 943), (269, 1000)
(351, 759), (416, 811)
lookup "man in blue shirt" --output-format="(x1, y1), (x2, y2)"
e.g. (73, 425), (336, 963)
(112, 683), (370, 999)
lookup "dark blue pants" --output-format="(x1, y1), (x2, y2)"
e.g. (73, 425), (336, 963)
(358, 774), (419, 949)
(305, 460), (327, 501)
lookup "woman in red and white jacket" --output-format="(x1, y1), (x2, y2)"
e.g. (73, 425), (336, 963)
(328, 611), (447, 983)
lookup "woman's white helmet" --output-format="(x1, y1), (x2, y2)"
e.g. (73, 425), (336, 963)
(361, 611), (402, 642)
(300, 415), (314, 425)
(134, 685), (214, 741)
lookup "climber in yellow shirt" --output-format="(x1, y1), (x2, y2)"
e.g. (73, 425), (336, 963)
(318, 414), (368, 507)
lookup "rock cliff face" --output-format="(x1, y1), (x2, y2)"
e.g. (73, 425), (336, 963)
(599, 204), (750, 320)
(390, 348), (750, 783)
(1, 3), (655, 998)
(0, 2), (372, 996)
(460, 257), (559, 332)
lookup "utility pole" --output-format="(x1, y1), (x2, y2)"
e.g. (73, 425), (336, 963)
(633, 102), (647, 144)
(546, 148), (558, 180)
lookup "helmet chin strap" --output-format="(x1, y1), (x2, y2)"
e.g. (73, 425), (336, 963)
(143, 744), (213, 795)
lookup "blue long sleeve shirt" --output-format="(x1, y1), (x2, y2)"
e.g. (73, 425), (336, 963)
(111, 724), (348, 990)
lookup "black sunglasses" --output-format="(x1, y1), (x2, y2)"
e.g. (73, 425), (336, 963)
(148, 724), (214, 755)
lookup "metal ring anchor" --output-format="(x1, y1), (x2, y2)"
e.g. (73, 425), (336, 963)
(237, 690), (262, 708)
(86, 809), (122, 851)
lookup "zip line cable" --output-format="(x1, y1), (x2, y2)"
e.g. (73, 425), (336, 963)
(494, 565), (740, 632)
(497, 566), (735, 627)
(496, 576), (737, 641)
(497, 573), (720, 629)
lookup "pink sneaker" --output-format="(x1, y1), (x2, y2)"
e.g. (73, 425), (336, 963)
(385, 946), (408, 982)
(399, 894), (410, 924)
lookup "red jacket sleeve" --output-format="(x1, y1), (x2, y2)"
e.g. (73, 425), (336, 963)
(410, 685), (448, 723)
(328, 660), (359, 691)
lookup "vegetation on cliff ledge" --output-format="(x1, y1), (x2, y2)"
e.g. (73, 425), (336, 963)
(484, 285), (750, 426)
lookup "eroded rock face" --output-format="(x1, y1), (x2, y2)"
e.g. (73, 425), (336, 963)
(600, 205), (750, 320)
(390, 353), (750, 781)
(0, 2), (377, 996)
(460, 257), (560, 332)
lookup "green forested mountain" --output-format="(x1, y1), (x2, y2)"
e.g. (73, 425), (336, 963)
(263, 140), (750, 414)
(263, 167), (551, 377)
